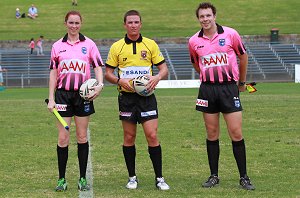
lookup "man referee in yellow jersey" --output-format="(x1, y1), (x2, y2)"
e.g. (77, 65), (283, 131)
(105, 10), (170, 190)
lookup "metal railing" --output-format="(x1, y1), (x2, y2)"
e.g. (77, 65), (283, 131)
(1, 43), (298, 88)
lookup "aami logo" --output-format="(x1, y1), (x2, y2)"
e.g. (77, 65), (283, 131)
(56, 104), (67, 111)
(60, 59), (87, 74)
(202, 52), (228, 68)
(196, 99), (208, 107)
(120, 111), (132, 117)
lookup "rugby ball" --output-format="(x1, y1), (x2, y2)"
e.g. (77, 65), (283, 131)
(79, 78), (99, 100)
(132, 75), (154, 97)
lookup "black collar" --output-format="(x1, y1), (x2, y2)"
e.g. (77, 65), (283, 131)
(198, 23), (224, 37)
(125, 34), (143, 44)
(62, 33), (86, 42)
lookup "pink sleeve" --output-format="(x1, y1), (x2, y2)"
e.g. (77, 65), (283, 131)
(188, 39), (199, 66)
(90, 42), (103, 68)
(49, 46), (58, 69)
(231, 30), (246, 56)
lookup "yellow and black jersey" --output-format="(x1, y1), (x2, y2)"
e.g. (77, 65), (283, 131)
(105, 34), (165, 92)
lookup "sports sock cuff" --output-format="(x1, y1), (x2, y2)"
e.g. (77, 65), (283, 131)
(57, 145), (68, 150)
(78, 141), (89, 149)
(206, 139), (219, 145)
(232, 139), (245, 147)
(123, 145), (135, 150)
(148, 145), (161, 154)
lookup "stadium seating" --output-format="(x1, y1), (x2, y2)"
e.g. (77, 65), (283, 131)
(1, 43), (300, 87)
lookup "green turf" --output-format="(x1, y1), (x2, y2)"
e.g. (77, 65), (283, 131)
(0, 0), (299, 41)
(0, 83), (299, 197)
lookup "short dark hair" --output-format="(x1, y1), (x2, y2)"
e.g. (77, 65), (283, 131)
(195, 2), (217, 18)
(124, 10), (141, 23)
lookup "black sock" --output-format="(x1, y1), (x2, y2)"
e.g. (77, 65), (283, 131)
(57, 145), (68, 179)
(123, 145), (136, 177)
(78, 142), (89, 179)
(206, 139), (220, 176)
(148, 145), (162, 178)
(232, 139), (247, 177)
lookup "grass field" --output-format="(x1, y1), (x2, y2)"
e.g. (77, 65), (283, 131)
(0, 83), (299, 197)
(0, 0), (300, 41)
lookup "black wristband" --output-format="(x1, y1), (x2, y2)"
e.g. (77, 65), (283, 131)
(239, 81), (246, 86)
(117, 78), (120, 85)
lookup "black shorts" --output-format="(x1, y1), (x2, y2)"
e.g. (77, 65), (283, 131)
(196, 82), (242, 113)
(55, 89), (95, 117)
(118, 92), (158, 124)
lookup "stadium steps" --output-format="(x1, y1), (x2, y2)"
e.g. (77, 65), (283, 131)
(246, 43), (293, 80)
(1, 43), (299, 87)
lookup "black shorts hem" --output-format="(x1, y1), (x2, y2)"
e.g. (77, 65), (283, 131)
(119, 115), (158, 124)
(196, 106), (242, 114)
(75, 111), (95, 117)
(140, 115), (158, 123)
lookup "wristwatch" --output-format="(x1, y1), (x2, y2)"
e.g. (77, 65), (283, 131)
(239, 81), (246, 86)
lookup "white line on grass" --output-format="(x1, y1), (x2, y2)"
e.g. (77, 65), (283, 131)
(79, 128), (94, 198)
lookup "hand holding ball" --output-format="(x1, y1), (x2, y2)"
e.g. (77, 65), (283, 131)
(79, 79), (103, 100)
(132, 75), (154, 97)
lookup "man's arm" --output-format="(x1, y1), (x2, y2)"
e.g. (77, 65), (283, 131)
(105, 66), (134, 92)
(192, 63), (200, 74)
(147, 62), (168, 90)
(104, 66), (118, 84)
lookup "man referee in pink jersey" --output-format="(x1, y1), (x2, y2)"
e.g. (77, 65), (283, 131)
(188, 2), (255, 190)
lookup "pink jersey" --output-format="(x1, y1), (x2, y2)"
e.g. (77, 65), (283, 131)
(188, 24), (246, 83)
(29, 41), (35, 49)
(50, 33), (103, 91)
(37, 38), (42, 47)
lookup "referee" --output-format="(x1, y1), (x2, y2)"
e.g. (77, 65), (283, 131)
(105, 10), (170, 190)
(188, 2), (255, 190)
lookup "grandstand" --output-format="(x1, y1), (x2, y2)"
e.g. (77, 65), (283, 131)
(1, 43), (300, 88)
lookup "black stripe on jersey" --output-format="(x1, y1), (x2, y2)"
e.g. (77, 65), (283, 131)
(50, 57), (59, 69)
(91, 57), (103, 68)
(141, 41), (153, 57)
(154, 60), (165, 66)
(237, 43), (246, 55)
(97, 58), (103, 67)
(105, 63), (116, 69)
(78, 75), (83, 86)
(133, 42), (137, 54)
(190, 55), (195, 63)
(119, 42), (126, 54)
(61, 76), (67, 90)
(204, 69), (210, 82)
(50, 62), (54, 69)
(213, 67), (219, 83)
(221, 66), (229, 82)
(69, 74), (75, 91)
(228, 65), (234, 81)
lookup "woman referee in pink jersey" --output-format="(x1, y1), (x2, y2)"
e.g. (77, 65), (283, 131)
(188, 2), (255, 190)
(47, 10), (104, 192)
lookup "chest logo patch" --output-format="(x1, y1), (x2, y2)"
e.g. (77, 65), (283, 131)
(82, 47), (87, 54)
(141, 50), (147, 60)
(219, 39), (225, 46)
